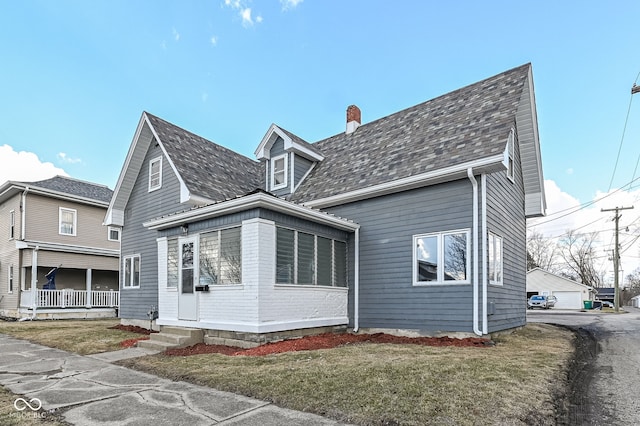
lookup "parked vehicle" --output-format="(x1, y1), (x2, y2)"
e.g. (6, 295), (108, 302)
(601, 301), (614, 308)
(546, 295), (557, 308)
(527, 295), (554, 309)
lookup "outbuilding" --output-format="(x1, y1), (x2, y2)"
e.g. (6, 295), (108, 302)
(526, 268), (596, 309)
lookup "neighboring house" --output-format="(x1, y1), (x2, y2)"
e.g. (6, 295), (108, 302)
(630, 295), (640, 308)
(106, 63), (545, 339)
(0, 176), (120, 319)
(595, 287), (615, 304)
(526, 268), (596, 309)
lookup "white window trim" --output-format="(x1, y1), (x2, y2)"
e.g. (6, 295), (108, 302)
(507, 129), (515, 183)
(413, 229), (471, 286)
(9, 210), (15, 240)
(149, 156), (163, 192)
(270, 154), (288, 190)
(489, 233), (504, 286)
(108, 226), (121, 242)
(8, 265), (14, 294)
(123, 254), (141, 289)
(59, 207), (77, 236)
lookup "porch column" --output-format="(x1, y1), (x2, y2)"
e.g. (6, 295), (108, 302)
(30, 246), (39, 308)
(86, 269), (92, 308)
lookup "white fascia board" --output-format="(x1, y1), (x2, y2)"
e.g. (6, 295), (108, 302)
(255, 124), (323, 162)
(305, 155), (505, 209)
(14, 240), (119, 257)
(104, 208), (124, 227)
(525, 67), (546, 212)
(144, 192), (359, 232)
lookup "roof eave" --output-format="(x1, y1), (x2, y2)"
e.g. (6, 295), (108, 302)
(303, 155), (506, 209)
(144, 192), (359, 232)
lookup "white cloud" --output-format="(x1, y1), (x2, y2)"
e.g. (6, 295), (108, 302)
(210, 36), (218, 46)
(529, 179), (640, 283)
(241, 8), (253, 26)
(57, 152), (82, 164)
(201, 92), (209, 102)
(256, 14), (263, 23)
(223, 1), (262, 26)
(172, 28), (180, 41)
(0, 145), (68, 184)
(280, 0), (303, 10)
(566, 168), (574, 175)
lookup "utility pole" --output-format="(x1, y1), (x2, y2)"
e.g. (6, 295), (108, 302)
(601, 206), (634, 312)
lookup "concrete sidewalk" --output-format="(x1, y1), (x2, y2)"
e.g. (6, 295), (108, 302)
(0, 334), (350, 425)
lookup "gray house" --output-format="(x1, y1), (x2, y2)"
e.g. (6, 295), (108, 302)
(105, 63), (545, 340)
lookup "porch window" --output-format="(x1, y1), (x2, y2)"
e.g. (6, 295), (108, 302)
(489, 233), (503, 285)
(276, 227), (347, 287)
(8, 265), (13, 293)
(9, 210), (15, 239)
(414, 230), (470, 285)
(59, 208), (77, 236)
(271, 154), (288, 190)
(123, 255), (141, 288)
(149, 157), (162, 192)
(167, 239), (178, 288)
(199, 227), (241, 285)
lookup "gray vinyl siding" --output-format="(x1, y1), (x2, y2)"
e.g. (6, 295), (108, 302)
(293, 155), (314, 188)
(120, 141), (184, 320)
(486, 130), (527, 332)
(326, 180), (476, 333)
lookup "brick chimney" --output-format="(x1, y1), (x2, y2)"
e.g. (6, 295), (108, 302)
(346, 105), (361, 135)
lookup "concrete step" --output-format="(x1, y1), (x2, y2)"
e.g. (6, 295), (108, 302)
(137, 326), (204, 351)
(136, 339), (177, 351)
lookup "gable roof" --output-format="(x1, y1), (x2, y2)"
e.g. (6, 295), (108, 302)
(291, 63), (545, 216)
(0, 175), (112, 206)
(106, 112), (262, 226)
(255, 124), (324, 162)
(526, 268), (595, 292)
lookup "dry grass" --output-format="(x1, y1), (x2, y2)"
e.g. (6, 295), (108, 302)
(120, 323), (574, 426)
(0, 387), (68, 426)
(0, 319), (143, 355)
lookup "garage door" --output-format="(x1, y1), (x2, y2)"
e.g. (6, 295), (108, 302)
(552, 291), (582, 309)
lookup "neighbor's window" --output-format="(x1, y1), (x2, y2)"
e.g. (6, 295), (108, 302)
(123, 255), (141, 288)
(8, 265), (14, 293)
(489, 233), (503, 285)
(167, 239), (178, 288)
(108, 226), (120, 242)
(276, 226), (347, 287)
(199, 227), (242, 285)
(271, 154), (288, 190)
(59, 208), (77, 236)
(9, 210), (15, 239)
(149, 157), (162, 191)
(414, 230), (470, 285)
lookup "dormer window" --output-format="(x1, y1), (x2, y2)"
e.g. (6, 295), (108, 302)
(271, 154), (288, 190)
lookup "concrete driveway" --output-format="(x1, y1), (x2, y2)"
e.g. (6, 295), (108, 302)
(0, 334), (350, 425)
(528, 307), (640, 425)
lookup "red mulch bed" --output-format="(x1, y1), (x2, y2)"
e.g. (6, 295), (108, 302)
(109, 324), (158, 335)
(164, 332), (493, 357)
(120, 336), (150, 348)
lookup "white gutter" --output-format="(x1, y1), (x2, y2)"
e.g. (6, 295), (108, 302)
(467, 168), (482, 336)
(481, 174), (488, 334)
(21, 187), (29, 240)
(353, 228), (360, 333)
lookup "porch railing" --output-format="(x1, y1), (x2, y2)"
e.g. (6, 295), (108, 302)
(20, 289), (119, 309)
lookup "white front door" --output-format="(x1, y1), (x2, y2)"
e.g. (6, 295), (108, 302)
(178, 237), (198, 321)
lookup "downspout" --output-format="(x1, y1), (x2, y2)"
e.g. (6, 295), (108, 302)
(353, 227), (360, 333)
(481, 174), (488, 335)
(21, 187), (29, 240)
(467, 168), (482, 336)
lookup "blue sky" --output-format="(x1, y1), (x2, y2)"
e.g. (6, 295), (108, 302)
(2, 1), (640, 279)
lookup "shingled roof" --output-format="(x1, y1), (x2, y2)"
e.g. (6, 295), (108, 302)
(291, 63), (533, 204)
(27, 176), (113, 203)
(145, 114), (262, 202)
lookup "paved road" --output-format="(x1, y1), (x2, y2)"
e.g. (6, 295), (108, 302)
(0, 334), (350, 425)
(528, 308), (640, 425)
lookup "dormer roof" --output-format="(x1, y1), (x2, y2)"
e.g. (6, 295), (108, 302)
(255, 124), (324, 162)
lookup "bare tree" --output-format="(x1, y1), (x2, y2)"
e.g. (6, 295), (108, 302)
(557, 230), (604, 287)
(526, 229), (559, 272)
(622, 268), (640, 305)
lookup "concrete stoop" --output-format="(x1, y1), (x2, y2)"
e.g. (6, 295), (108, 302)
(137, 326), (204, 351)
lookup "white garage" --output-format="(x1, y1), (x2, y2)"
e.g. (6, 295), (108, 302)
(526, 268), (596, 310)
